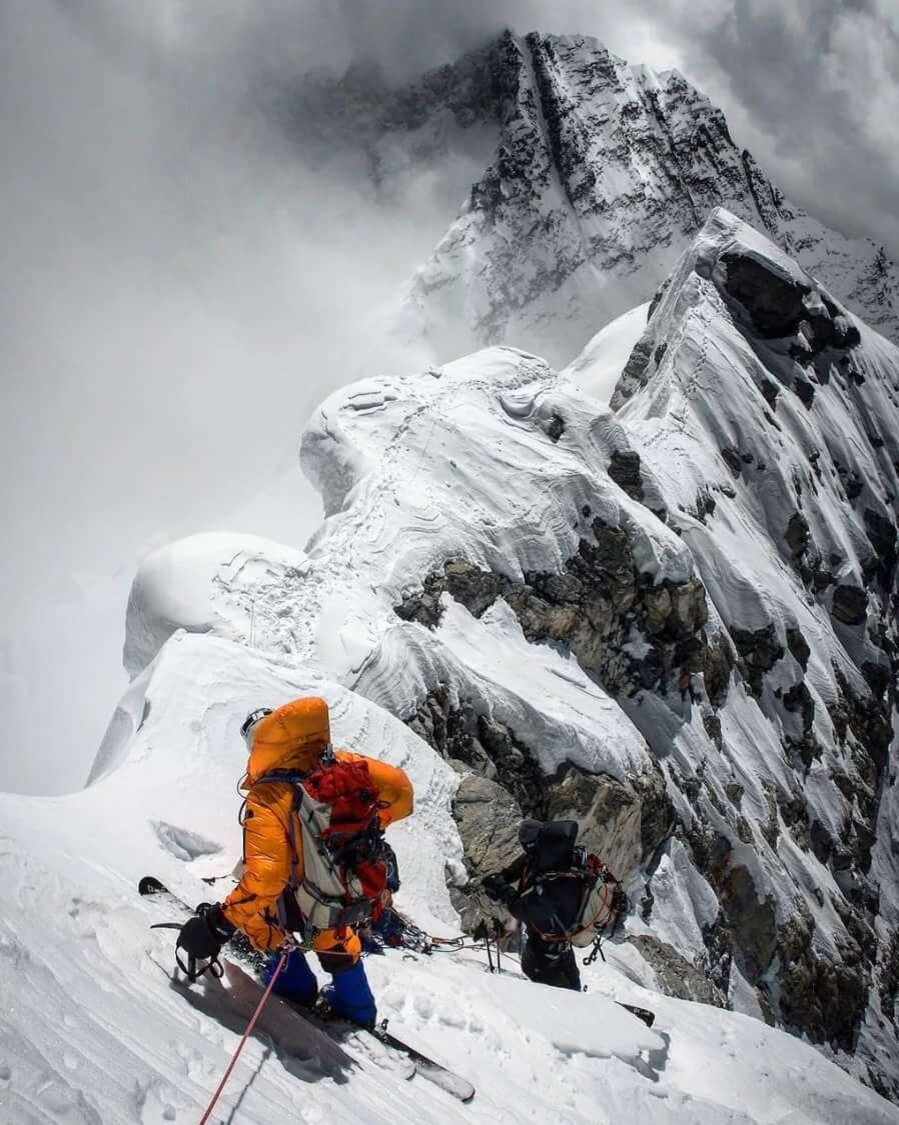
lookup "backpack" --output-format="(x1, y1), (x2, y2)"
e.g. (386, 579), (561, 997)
(513, 825), (624, 947)
(260, 753), (390, 937)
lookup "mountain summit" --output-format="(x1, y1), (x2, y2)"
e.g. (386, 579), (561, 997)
(354, 31), (899, 366)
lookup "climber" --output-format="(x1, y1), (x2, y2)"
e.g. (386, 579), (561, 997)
(175, 696), (413, 1026)
(483, 818), (624, 991)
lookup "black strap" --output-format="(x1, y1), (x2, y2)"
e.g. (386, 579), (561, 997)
(175, 946), (224, 982)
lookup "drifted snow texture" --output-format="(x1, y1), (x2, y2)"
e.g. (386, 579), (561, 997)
(314, 30), (899, 366)
(3, 213), (898, 1121)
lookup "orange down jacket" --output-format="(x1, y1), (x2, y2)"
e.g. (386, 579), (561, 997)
(221, 707), (413, 954)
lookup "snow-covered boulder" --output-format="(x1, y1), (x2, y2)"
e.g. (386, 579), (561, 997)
(124, 532), (308, 676)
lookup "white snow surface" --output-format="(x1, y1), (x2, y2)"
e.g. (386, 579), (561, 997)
(3, 210), (899, 1119)
(108, 211), (899, 1101)
(124, 533), (309, 677)
(564, 302), (651, 404)
(1, 633), (896, 1122)
(129, 344), (689, 793)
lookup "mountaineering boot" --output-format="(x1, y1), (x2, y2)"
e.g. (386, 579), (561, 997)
(521, 933), (582, 990)
(264, 949), (318, 1005)
(320, 959), (377, 1027)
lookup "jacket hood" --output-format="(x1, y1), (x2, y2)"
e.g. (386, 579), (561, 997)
(241, 697), (331, 786)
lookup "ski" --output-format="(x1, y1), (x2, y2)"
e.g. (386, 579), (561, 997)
(240, 969), (475, 1103)
(369, 1023), (475, 1102)
(139, 876), (476, 1103)
(616, 1002), (656, 1028)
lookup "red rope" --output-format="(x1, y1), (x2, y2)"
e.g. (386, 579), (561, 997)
(198, 951), (287, 1125)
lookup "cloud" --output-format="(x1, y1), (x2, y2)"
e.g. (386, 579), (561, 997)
(632, 0), (899, 255)
(0, 0), (478, 791)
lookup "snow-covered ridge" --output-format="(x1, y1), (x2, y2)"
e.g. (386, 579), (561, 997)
(362, 30), (899, 366)
(2, 211), (897, 1119)
(602, 207), (899, 1093)
(121, 209), (898, 1099)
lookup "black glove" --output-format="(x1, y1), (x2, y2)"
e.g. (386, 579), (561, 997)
(482, 874), (514, 904)
(176, 903), (234, 973)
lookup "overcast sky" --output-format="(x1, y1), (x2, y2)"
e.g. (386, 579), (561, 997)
(2, 0), (897, 794)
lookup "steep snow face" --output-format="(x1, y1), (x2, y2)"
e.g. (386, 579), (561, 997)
(130, 346), (675, 791)
(86, 631), (462, 933)
(601, 207), (899, 1094)
(379, 32), (899, 366)
(564, 301), (651, 404)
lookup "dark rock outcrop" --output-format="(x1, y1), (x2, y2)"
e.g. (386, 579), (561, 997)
(407, 685), (672, 924)
(720, 254), (808, 339)
(777, 912), (870, 1052)
(831, 584), (868, 626)
(608, 450), (645, 503)
(786, 626), (810, 670)
(628, 933), (727, 1007)
(730, 623), (784, 695)
(397, 521), (717, 707)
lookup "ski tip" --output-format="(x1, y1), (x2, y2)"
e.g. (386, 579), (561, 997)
(138, 876), (167, 896)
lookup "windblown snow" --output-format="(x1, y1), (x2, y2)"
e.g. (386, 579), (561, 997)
(2, 210), (898, 1122)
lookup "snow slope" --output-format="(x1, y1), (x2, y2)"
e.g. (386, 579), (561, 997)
(1, 629), (897, 1123)
(564, 302), (651, 404)
(117, 211), (898, 1100)
(127, 345), (677, 790)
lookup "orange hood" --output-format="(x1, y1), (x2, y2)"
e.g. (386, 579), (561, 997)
(243, 697), (331, 786)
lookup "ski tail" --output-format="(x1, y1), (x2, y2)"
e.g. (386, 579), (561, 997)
(617, 1002), (656, 1028)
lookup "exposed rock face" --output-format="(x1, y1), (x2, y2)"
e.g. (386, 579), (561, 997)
(397, 524), (718, 707)
(628, 933), (727, 1008)
(777, 912), (870, 1052)
(607, 450), (645, 503)
(452, 773), (522, 875)
(720, 253), (863, 357)
(831, 584), (868, 626)
(730, 624), (784, 696)
(408, 684), (672, 917)
(449, 773), (523, 931)
(407, 687), (546, 815)
(544, 764), (672, 882)
(314, 31), (899, 364)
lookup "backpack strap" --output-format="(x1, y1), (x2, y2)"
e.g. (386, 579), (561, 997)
(249, 770), (311, 935)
